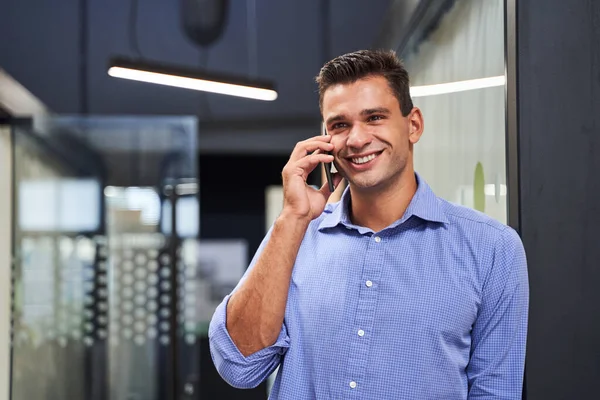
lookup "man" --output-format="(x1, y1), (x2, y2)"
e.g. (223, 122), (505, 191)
(209, 49), (529, 399)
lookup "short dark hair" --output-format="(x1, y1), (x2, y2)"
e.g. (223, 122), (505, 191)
(315, 49), (414, 116)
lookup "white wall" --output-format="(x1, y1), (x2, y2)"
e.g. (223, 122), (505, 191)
(0, 67), (49, 400)
(405, 0), (507, 223)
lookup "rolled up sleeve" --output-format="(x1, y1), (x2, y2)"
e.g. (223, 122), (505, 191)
(208, 294), (290, 389)
(208, 224), (290, 389)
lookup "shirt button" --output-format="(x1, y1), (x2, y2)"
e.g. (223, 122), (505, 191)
(349, 381), (357, 389)
(358, 329), (365, 337)
(374, 236), (381, 242)
(365, 280), (373, 287)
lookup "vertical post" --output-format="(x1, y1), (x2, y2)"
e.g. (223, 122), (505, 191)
(504, 0), (520, 234)
(504, 4), (525, 397)
(167, 185), (180, 400)
(0, 124), (13, 400)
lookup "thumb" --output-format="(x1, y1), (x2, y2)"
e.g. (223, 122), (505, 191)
(319, 173), (344, 197)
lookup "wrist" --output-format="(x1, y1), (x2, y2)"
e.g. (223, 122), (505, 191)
(276, 210), (311, 230)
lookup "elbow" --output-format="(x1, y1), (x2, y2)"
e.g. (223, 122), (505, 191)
(234, 330), (280, 358)
(209, 332), (279, 390)
(216, 362), (266, 389)
(207, 301), (285, 389)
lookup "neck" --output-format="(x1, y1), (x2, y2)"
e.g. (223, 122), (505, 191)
(348, 169), (418, 232)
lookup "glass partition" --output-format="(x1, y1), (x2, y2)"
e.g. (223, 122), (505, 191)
(404, 0), (507, 223)
(10, 116), (200, 400)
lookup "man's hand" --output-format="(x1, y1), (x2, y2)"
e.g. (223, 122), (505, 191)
(281, 135), (343, 222)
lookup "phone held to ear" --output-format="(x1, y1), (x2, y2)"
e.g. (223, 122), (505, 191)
(322, 124), (336, 193)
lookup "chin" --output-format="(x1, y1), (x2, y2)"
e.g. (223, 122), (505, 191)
(347, 170), (404, 193)
(348, 177), (387, 192)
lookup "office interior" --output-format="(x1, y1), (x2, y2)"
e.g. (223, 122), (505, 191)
(0, 0), (599, 399)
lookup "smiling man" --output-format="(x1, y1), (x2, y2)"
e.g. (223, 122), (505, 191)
(209, 50), (529, 399)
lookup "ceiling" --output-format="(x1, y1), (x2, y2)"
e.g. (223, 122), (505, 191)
(0, 1), (392, 137)
(1, 0), (456, 155)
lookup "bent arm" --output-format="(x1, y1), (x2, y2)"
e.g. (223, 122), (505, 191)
(226, 213), (309, 356)
(208, 213), (309, 388)
(208, 294), (290, 389)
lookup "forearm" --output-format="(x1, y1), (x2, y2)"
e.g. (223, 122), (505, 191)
(226, 213), (309, 357)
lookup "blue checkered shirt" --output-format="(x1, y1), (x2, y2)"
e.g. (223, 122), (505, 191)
(209, 173), (529, 399)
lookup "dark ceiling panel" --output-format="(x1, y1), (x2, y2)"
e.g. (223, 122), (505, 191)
(330, 0), (393, 57)
(0, 0), (80, 113)
(0, 0), (392, 122)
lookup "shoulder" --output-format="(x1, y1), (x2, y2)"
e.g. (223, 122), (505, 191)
(438, 197), (524, 260)
(438, 197), (521, 244)
(439, 197), (508, 233)
(435, 199), (527, 297)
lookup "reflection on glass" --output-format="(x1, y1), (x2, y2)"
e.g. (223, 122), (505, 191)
(405, 0), (507, 223)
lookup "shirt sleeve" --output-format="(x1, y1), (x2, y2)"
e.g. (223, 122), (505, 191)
(208, 226), (291, 389)
(467, 226), (530, 399)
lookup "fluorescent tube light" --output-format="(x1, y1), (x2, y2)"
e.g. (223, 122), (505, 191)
(410, 75), (506, 98)
(108, 57), (278, 101)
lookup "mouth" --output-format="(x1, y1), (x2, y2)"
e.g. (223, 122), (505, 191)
(346, 151), (383, 167)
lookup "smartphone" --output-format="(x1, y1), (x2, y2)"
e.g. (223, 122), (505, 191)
(321, 123), (336, 192)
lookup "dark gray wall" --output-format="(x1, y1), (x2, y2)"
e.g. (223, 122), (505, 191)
(516, 0), (600, 398)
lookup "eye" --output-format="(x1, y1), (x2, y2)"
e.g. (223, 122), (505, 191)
(331, 122), (348, 130)
(367, 115), (384, 122)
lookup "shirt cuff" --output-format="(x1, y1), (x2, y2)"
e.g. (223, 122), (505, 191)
(209, 294), (290, 365)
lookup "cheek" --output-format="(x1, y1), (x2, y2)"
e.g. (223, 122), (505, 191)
(331, 136), (345, 154)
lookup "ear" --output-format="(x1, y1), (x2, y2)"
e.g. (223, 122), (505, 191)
(407, 107), (424, 144)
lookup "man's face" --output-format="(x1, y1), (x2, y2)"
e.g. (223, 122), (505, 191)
(322, 75), (423, 193)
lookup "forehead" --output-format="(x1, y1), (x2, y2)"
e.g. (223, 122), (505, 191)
(322, 76), (399, 116)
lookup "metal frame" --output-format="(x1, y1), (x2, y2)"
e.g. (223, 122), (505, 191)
(504, 3), (525, 399)
(504, 0), (520, 234)
(0, 124), (13, 400)
(165, 184), (180, 400)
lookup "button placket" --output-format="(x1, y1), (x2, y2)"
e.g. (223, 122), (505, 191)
(345, 234), (385, 394)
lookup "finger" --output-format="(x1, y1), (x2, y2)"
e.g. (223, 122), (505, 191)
(292, 153), (334, 177)
(319, 173), (344, 196)
(290, 140), (333, 161)
(290, 137), (333, 161)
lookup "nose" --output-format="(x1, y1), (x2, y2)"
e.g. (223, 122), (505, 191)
(346, 125), (372, 150)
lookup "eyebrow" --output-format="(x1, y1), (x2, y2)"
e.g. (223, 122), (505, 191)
(325, 107), (391, 126)
(361, 107), (391, 116)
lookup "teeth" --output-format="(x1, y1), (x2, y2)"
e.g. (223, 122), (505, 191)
(352, 153), (377, 165)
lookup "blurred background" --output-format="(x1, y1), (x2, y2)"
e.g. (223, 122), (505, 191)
(1, 0), (599, 399)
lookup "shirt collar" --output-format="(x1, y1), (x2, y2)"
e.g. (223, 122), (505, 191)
(318, 172), (449, 231)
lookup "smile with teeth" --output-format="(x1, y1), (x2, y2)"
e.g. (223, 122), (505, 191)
(351, 152), (380, 165)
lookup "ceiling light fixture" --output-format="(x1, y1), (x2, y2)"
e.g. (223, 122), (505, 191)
(410, 75), (506, 98)
(107, 57), (278, 101)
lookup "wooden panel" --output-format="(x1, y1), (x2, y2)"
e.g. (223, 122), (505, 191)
(517, 0), (600, 398)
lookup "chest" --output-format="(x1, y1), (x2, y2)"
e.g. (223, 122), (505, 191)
(287, 229), (481, 345)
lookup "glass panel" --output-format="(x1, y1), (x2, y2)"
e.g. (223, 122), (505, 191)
(10, 116), (198, 400)
(404, 0), (507, 223)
